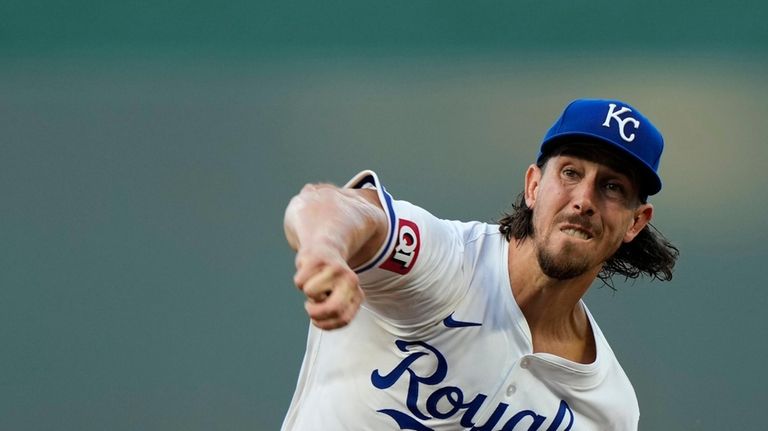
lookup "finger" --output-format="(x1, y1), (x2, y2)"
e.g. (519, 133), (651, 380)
(311, 316), (352, 331)
(308, 303), (361, 330)
(293, 258), (321, 290)
(304, 287), (352, 319)
(302, 266), (338, 301)
(293, 252), (345, 289)
(305, 285), (349, 317)
(305, 282), (362, 319)
(305, 284), (363, 328)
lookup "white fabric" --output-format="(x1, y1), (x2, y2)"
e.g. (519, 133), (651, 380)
(281, 170), (639, 431)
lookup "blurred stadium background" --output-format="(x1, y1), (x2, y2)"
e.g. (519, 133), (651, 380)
(1, 2), (766, 430)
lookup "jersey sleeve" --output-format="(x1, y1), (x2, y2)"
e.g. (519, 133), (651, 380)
(345, 170), (468, 335)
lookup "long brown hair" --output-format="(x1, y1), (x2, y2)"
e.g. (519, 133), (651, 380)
(498, 142), (679, 287)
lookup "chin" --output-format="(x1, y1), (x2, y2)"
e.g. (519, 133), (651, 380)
(537, 248), (592, 280)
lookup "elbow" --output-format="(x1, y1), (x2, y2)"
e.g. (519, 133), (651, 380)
(283, 186), (312, 250)
(283, 183), (338, 250)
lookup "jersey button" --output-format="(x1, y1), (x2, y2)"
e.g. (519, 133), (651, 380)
(506, 384), (517, 396)
(520, 358), (530, 369)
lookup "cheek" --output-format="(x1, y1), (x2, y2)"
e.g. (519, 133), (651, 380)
(531, 192), (561, 222)
(613, 214), (638, 243)
(531, 205), (553, 237)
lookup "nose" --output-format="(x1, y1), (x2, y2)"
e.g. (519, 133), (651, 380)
(572, 181), (596, 217)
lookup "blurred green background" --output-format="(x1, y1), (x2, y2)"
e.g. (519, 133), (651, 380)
(2, 2), (766, 430)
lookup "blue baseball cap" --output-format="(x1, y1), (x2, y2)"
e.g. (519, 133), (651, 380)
(537, 98), (664, 195)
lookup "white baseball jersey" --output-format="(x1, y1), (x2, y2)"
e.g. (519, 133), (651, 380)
(282, 170), (639, 431)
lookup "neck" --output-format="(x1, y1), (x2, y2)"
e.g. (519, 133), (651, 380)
(508, 238), (599, 361)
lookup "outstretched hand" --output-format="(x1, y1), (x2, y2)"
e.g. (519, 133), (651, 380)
(293, 245), (365, 330)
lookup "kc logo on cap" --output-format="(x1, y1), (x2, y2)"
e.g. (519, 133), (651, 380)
(602, 103), (640, 143)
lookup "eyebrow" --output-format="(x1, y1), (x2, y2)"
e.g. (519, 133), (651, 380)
(559, 156), (633, 180)
(602, 166), (632, 182)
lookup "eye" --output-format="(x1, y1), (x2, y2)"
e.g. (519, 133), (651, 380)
(562, 167), (578, 178)
(604, 182), (626, 197)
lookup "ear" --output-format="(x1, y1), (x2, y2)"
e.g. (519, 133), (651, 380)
(524, 164), (541, 209)
(623, 203), (654, 243)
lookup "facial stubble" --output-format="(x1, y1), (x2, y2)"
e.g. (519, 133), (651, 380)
(536, 240), (592, 280)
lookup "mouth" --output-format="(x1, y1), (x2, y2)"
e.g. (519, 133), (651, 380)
(560, 226), (593, 240)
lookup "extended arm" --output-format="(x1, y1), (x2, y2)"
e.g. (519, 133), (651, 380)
(284, 183), (388, 330)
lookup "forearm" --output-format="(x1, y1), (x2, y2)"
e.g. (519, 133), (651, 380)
(284, 184), (386, 268)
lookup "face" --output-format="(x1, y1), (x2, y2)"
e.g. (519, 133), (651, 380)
(524, 154), (653, 280)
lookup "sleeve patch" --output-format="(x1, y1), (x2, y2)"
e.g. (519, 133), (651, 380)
(379, 218), (421, 275)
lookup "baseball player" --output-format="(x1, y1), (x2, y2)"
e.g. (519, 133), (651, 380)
(281, 99), (678, 430)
